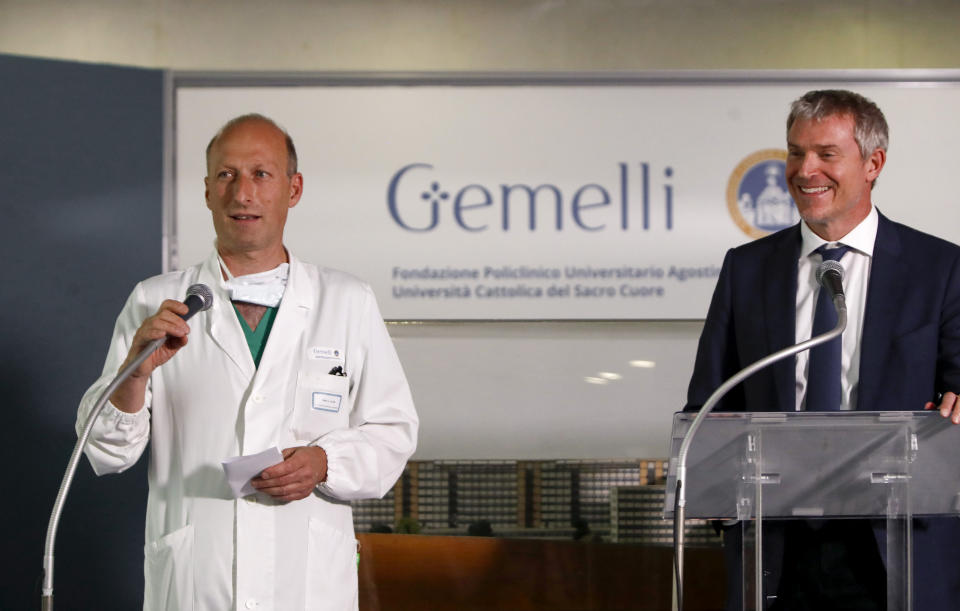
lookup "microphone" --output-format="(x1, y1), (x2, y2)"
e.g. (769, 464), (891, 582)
(181, 283), (214, 321)
(816, 259), (846, 303)
(673, 261), (849, 608)
(42, 283), (213, 610)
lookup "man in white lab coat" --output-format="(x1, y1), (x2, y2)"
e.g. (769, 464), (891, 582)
(77, 114), (419, 611)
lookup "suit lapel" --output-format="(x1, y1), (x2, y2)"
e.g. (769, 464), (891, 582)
(764, 226), (801, 411)
(858, 213), (906, 409)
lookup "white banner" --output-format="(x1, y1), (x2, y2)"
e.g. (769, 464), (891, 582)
(174, 80), (960, 319)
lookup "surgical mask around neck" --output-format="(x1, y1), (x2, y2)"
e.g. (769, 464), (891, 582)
(219, 257), (289, 308)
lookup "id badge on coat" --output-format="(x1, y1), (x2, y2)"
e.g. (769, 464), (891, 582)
(293, 347), (349, 440)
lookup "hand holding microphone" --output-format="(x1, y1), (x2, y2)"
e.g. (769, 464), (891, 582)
(111, 284), (213, 413)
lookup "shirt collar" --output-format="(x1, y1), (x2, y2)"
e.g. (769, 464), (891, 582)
(800, 204), (878, 259)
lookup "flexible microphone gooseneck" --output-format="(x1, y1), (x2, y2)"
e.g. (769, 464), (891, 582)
(41, 284), (213, 611)
(673, 261), (847, 610)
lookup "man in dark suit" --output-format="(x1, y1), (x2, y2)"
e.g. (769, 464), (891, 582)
(686, 89), (960, 610)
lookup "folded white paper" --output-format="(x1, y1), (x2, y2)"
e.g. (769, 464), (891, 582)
(221, 446), (284, 498)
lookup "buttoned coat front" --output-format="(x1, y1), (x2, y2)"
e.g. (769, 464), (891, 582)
(78, 251), (418, 611)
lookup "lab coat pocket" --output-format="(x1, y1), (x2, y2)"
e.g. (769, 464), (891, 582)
(143, 524), (194, 611)
(305, 518), (359, 611)
(294, 373), (349, 441)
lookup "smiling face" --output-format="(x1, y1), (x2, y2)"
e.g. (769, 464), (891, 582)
(786, 113), (885, 241)
(205, 118), (303, 269)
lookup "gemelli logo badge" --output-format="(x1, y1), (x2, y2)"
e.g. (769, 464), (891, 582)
(726, 149), (799, 239)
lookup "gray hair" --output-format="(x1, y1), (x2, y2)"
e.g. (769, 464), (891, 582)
(787, 89), (889, 159)
(205, 113), (298, 176)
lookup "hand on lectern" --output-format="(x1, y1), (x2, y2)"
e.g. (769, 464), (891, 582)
(925, 391), (960, 424)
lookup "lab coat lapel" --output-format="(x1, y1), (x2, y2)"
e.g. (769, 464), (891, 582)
(199, 252), (257, 379)
(763, 226), (801, 412)
(858, 213), (906, 409)
(255, 254), (313, 375)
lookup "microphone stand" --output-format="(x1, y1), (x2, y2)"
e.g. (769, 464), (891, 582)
(41, 336), (167, 611)
(42, 284), (211, 610)
(673, 293), (846, 610)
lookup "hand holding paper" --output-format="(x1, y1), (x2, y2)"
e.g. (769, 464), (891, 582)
(221, 446), (284, 498)
(252, 446), (329, 502)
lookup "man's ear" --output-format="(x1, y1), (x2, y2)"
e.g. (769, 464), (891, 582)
(865, 147), (886, 183)
(288, 173), (303, 209)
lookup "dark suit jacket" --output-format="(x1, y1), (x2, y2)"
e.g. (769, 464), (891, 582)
(685, 212), (960, 610)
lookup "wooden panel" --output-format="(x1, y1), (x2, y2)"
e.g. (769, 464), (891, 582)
(357, 534), (724, 611)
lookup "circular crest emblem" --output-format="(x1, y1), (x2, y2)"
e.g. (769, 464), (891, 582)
(726, 149), (798, 239)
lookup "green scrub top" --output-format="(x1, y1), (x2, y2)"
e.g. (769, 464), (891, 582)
(232, 303), (279, 368)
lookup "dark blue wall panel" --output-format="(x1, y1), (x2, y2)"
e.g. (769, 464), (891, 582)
(0, 53), (162, 610)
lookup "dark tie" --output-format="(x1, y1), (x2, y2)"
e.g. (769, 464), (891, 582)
(805, 244), (851, 411)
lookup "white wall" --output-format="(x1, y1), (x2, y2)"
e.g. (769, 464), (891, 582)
(2, 0), (960, 71)
(3, 0), (957, 459)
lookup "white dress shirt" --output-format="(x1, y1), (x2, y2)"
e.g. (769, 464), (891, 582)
(795, 205), (878, 411)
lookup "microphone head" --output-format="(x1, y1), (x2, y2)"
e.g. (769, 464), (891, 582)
(815, 259), (845, 287)
(186, 283), (214, 312)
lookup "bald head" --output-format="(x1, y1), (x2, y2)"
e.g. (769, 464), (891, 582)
(206, 114), (298, 177)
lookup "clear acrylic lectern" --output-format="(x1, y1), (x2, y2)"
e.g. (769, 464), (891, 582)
(664, 411), (960, 611)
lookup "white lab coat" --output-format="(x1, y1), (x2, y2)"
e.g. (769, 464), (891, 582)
(77, 251), (418, 611)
